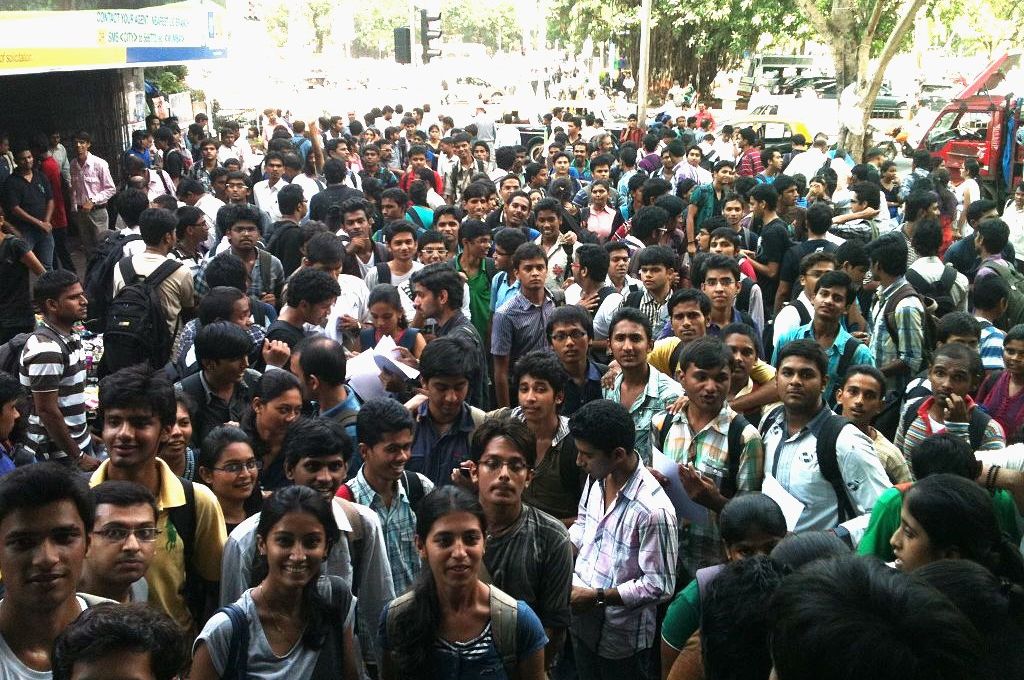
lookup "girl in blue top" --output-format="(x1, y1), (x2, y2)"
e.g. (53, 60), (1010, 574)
(380, 487), (548, 680)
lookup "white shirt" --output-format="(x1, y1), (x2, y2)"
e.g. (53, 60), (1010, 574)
(784, 148), (827, 181)
(195, 193), (225, 247)
(494, 125), (522, 150)
(217, 141), (249, 168)
(773, 292), (814, 346)
(253, 178), (288, 221)
(712, 139), (736, 164)
(761, 409), (891, 533)
(1004, 200), (1024, 262)
(326, 274), (372, 344)
(290, 173), (322, 203)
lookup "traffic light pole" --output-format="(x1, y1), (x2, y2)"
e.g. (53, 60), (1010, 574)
(409, 0), (419, 65)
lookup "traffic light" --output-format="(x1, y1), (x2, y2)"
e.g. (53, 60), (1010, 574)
(419, 9), (442, 63)
(394, 27), (411, 64)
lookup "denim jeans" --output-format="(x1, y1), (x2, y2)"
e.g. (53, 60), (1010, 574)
(19, 223), (54, 271)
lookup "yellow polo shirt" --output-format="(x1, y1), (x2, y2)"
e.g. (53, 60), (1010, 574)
(90, 458), (226, 631)
(648, 337), (774, 384)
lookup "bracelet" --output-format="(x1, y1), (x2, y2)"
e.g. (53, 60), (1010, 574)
(986, 465), (1001, 491)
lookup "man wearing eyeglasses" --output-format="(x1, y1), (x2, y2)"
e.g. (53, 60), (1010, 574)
(468, 414), (573, 675)
(547, 306), (608, 417)
(90, 363), (226, 635)
(80, 481), (160, 604)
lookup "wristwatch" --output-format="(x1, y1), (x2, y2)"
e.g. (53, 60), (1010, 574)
(595, 588), (606, 607)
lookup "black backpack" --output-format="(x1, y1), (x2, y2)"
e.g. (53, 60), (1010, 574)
(760, 406), (857, 523)
(762, 301), (812, 360)
(82, 232), (143, 333)
(166, 478), (218, 629)
(100, 258), (182, 375)
(905, 266), (957, 319)
(655, 413), (751, 498)
(0, 326), (68, 377)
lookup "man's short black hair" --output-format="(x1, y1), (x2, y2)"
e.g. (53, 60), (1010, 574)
(284, 267), (341, 307)
(678, 337), (732, 375)
(33, 269), (80, 308)
(295, 336), (346, 387)
(91, 480), (158, 521)
(304, 231), (346, 265)
(458, 219), (490, 244)
(936, 311), (981, 342)
(777, 339), (828, 380)
(204, 252), (247, 291)
(851, 181), (881, 210)
(911, 217), (942, 256)
(277, 183), (305, 216)
(512, 242), (547, 270)
(514, 350), (568, 398)
(608, 306), (653, 343)
(976, 218), (1010, 254)
(835, 240), (869, 270)
(411, 262), (464, 310)
(668, 288), (712, 317)
(52, 603), (187, 680)
(284, 417), (353, 467)
(219, 202), (262, 232)
(470, 415), (537, 467)
(138, 208), (178, 247)
(0, 462), (95, 535)
(973, 274), (1009, 312)
(357, 398), (416, 449)
(569, 399), (636, 456)
(813, 270), (853, 303)
(117, 188), (149, 226)
(98, 363), (176, 428)
(701, 253), (741, 285)
(770, 556), (982, 680)
(195, 320), (251, 363)
(806, 202), (833, 236)
(966, 199), (999, 226)
(865, 232), (909, 277)
(637, 244), (677, 271)
(575, 243), (609, 283)
(494, 227), (528, 254)
(546, 304), (594, 340)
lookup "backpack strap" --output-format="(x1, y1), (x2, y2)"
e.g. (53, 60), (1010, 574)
(968, 408), (992, 451)
(899, 397), (924, 446)
(375, 261), (392, 285)
(758, 404), (786, 439)
(385, 591), (417, 654)
(816, 415), (856, 523)
(668, 339), (686, 379)
(796, 300), (811, 326)
(118, 256), (137, 284)
(310, 576), (354, 680)
(720, 415), (750, 498)
(144, 259), (184, 289)
(166, 478), (202, 626)
(938, 265), (956, 292)
(257, 249), (273, 296)
(835, 337), (861, 386)
(249, 295), (267, 327)
(695, 563), (726, 604)
(215, 603), (250, 680)
(883, 284), (921, 351)
(488, 586), (520, 677)
(624, 290), (644, 309)
(903, 268), (928, 295)
(655, 411), (673, 456)
(401, 470), (426, 512)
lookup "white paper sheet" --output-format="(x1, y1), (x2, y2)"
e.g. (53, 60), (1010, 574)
(761, 474), (805, 531)
(346, 348), (387, 401)
(652, 448), (709, 525)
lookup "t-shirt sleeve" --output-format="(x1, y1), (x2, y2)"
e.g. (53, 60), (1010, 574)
(194, 609), (233, 676)
(514, 601), (549, 660)
(661, 580), (702, 650)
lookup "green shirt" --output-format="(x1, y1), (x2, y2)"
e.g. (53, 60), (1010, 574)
(857, 484), (1022, 561)
(456, 256), (492, 344)
(661, 579), (701, 650)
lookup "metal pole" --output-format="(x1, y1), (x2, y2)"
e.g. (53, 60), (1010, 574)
(636, 0), (652, 124)
(409, 0), (418, 65)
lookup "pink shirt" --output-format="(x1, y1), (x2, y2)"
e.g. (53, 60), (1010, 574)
(586, 204), (617, 241)
(70, 153), (116, 207)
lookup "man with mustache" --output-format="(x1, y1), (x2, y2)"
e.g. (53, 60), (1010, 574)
(468, 414), (573, 673)
(760, 340), (888, 538)
(79, 481), (159, 604)
(652, 338), (765, 576)
(772, 271), (874, 408)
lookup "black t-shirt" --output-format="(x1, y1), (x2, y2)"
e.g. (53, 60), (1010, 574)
(755, 217), (792, 310)
(0, 236), (33, 328)
(780, 238), (838, 285)
(266, 319), (307, 349)
(4, 171), (52, 231)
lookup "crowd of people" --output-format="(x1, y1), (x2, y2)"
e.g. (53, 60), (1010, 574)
(0, 98), (1021, 680)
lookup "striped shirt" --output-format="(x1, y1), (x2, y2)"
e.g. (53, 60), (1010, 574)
(632, 289), (669, 336)
(653, 405), (764, 574)
(977, 318), (1005, 371)
(603, 366), (683, 465)
(894, 396), (1005, 454)
(347, 469), (434, 597)
(869, 278), (925, 392)
(19, 323), (89, 460)
(491, 291), (555, 366)
(569, 462), (678, 659)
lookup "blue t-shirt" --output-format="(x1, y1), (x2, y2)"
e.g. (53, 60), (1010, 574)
(380, 598), (547, 679)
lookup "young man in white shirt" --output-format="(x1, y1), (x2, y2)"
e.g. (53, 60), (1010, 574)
(252, 152), (289, 221)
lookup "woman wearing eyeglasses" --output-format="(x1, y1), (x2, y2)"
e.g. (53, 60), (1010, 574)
(197, 425), (263, 534)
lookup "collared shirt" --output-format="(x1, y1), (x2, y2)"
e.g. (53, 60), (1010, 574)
(489, 270), (520, 312)
(562, 360), (607, 417)
(654, 404), (764, 573)
(761, 405), (890, 533)
(192, 248), (284, 299)
(506, 406), (580, 520)
(894, 395), (1006, 454)
(90, 458), (226, 631)
(491, 291), (555, 365)
(569, 462), (678, 659)
(220, 498), (394, 665)
(253, 178), (289, 221)
(347, 469), (434, 596)
(70, 152), (116, 207)
(773, 322), (875, 406)
(585, 204), (618, 241)
(408, 402), (481, 487)
(977, 317), (1006, 371)
(604, 366), (683, 464)
(634, 289), (669, 334)
(869, 277), (925, 391)
(535, 236), (572, 292)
